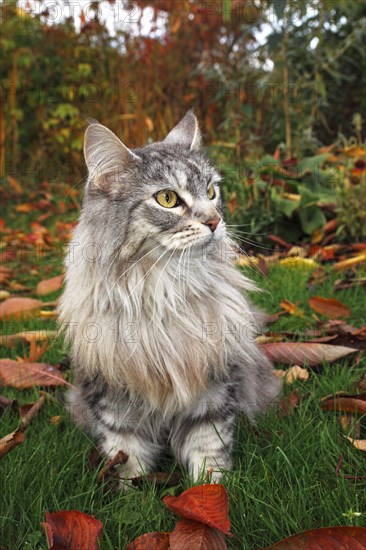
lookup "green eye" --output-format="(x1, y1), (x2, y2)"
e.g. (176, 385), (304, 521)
(155, 190), (180, 208)
(207, 184), (216, 200)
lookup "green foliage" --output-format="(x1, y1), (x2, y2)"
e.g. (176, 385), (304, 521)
(220, 152), (342, 243)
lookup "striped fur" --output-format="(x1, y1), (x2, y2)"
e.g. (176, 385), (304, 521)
(59, 112), (281, 483)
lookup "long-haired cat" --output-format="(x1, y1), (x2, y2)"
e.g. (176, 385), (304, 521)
(58, 111), (281, 483)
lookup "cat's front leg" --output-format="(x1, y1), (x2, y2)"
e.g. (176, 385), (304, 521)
(98, 428), (160, 482)
(68, 382), (163, 483)
(170, 388), (235, 482)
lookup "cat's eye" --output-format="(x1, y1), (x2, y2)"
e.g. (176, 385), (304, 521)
(207, 184), (216, 200)
(155, 190), (180, 208)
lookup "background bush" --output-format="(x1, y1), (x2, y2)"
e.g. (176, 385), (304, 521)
(1, 0), (365, 243)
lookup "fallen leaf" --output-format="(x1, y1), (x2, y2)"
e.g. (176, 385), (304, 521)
(279, 300), (304, 318)
(42, 510), (103, 550)
(163, 484), (231, 536)
(39, 310), (58, 318)
(261, 342), (358, 366)
(275, 366), (309, 384)
(170, 519), (227, 549)
(0, 359), (68, 389)
(308, 296), (351, 319)
(0, 290), (11, 300)
(0, 330), (57, 348)
(277, 390), (301, 417)
(0, 297), (44, 320)
(21, 339), (49, 363)
(333, 252), (366, 272)
(50, 415), (61, 426)
(98, 450), (129, 481)
(321, 393), (366, 415)
(131, 471), (183, 488)
(265, 526), (366, 549)
(126, 532), (171, 550)
(345, 437), (366, 452)
(279, 257), (318, 269)
(36, 275), (64, 296)
(7, 175), (23, 195)
(0, 426), (25, 459)
(19, 395), (45, 426)
(339, 415), (361, 438)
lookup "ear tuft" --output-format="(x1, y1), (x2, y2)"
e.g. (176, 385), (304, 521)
(163, 110), (202, 150)
(84, 123), (140, 190)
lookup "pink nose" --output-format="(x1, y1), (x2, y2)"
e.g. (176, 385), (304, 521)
(204, 218), (220, 232)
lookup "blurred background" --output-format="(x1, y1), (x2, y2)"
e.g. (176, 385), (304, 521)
(1, 0), (365, 244)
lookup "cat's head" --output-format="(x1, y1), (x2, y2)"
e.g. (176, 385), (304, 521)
(83, 111), (225, 258)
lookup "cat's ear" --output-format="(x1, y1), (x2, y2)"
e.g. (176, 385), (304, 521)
(84, 123), (140, 190)
(163, 110), (202, 150)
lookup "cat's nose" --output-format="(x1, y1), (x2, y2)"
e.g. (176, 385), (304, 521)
(204, 218), (221, 232)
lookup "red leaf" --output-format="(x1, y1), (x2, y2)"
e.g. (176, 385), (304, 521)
(308, 296), (351, 319)
(0, 359), (68, 389)
(36, 275), (64, 296)
(170, 519), (227, 549)
(265, 526), (366, 549)
(42, 510), (103, 550)
(260, 342), (358, 366)
(163, 484), (231, 536)
(0, 297), (44, 320)
(321, 393), (366, 415)
(126, 532), (171, 549)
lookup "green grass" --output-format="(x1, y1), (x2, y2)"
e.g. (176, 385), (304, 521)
(1, 201), (365, 549)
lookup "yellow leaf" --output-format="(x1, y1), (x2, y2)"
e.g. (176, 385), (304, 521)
(345, 437), (366, 452)
(275, 366), (309, 384)
(279, 257), (318, 269)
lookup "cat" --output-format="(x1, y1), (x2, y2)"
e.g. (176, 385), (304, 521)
(58, 110), (281, 484)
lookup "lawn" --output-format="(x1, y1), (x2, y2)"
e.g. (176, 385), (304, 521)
(0, 195), (365, 549)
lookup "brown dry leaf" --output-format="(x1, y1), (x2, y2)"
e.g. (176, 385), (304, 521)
(50, 415), (61, 426)
(98, 450), (129, 481)
(36, 274), (64, 296)
(126, 532), (171, 550)
(308, 296), (351, 319)
(0, 426), (26, 459)
(0, 330), (57, 348)
(275, 366), (309, 384)
(131, 471), (183, 488)
(265, 526), (366, 549)
(339, 416), (361, 438)
(144, 116), (154, 132)
(20, 394), (45, 427)
(333, 252), (366, 272)
(21, 339), (49, 363)
(260, 342), (358, 366)
(321, 393), (366, 415)
(15, 203), (35, 213)
(7, 175), (23, 194)
(279, 300), (304, 318)
(8, 281), (31, 292)
(345, 437), (366, 452)
(42, 510), (103, 550)
(0, 359), (68, 389)
(0, 297), (44, 320)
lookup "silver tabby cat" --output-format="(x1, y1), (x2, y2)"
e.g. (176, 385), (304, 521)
(58, 111), (281, 483)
